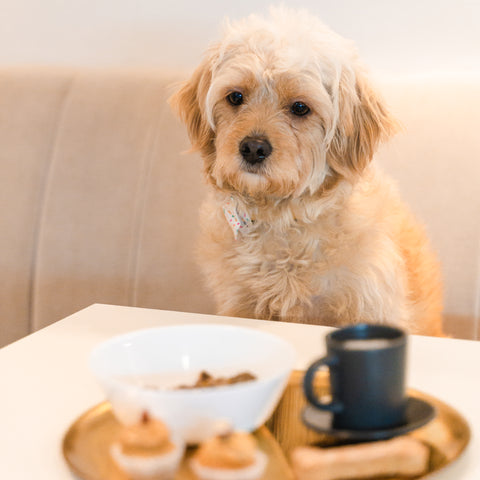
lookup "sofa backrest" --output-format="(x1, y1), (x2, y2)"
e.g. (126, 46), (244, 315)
(377, 77), (480, 339)
(0, 68), (478, 345)
(0, 68), (214, 346)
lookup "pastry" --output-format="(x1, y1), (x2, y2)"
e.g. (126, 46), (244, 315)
(110, 411), (184, 480)
(190, 430), (267, 480)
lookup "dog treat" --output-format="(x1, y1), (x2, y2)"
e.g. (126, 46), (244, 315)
(291, 436), (430, 480)
(110, 411), (184, 480)
(190, 430), (268, 480)
(119, 370), (257, 391)
(176, 370), (256, 389)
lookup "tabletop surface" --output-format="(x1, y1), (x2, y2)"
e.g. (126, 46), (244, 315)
(1, 303), (479, 479)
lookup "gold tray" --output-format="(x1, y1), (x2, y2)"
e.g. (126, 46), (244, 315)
(63, 402), (294, 480)
(64, 371), (470, 480)
(266, 371), (471, 479)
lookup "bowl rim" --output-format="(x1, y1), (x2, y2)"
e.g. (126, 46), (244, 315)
(89, 323), (296, 396)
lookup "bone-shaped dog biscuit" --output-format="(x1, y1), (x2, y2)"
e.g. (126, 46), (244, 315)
(291, 436), (430, 480)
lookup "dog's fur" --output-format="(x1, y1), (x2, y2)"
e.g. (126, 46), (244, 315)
(170, 8), (444, 336)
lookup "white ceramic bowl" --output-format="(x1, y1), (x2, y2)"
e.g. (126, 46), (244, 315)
(90, 324), (296, 443)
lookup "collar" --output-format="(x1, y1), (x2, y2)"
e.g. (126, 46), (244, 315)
(222, 196), (254, 239)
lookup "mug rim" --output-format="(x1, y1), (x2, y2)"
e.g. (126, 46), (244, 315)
(327, 323), (406, 349)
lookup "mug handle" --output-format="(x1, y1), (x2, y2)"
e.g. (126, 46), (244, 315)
(303, 356), (343, 413)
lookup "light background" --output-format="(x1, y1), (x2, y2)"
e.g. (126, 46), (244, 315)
(0, 0), (479, 76)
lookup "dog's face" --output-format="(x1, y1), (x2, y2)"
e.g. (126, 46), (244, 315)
(171, 9), (397, 199)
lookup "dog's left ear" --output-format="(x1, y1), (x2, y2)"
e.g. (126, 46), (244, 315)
(327, 69), (398, 180)
(169, 46), (218, 157)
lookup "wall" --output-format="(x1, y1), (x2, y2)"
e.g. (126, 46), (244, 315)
(1, 0), (479, 76)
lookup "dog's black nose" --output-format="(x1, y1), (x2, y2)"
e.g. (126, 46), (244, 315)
(239, 137), (272, 165)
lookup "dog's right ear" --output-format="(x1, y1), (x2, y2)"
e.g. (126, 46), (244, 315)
(169, 47), (218, 156)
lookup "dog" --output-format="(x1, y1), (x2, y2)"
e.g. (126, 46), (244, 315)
(170, 7), (444, 336)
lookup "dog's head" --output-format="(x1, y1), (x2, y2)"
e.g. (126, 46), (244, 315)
(170, 8), (397, 199)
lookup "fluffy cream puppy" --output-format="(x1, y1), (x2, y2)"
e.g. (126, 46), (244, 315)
(170, 8), (444, 336)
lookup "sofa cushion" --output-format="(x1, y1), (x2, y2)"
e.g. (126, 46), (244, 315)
(0, 68), (214, 346)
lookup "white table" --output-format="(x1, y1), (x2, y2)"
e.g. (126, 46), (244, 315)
(1, 303), (479, 479)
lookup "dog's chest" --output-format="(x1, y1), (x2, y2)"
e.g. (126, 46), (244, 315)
(228, 223), (346, 319)
(234, 224), (324, 281)
(232, 217), (363, 288)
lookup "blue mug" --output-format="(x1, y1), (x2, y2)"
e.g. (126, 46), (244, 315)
(303, 324), (407, 431)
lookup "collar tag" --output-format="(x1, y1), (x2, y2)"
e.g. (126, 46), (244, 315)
(222, 197), (253, 239)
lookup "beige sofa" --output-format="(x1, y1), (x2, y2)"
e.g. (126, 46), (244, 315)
(1, 68), (479, 346)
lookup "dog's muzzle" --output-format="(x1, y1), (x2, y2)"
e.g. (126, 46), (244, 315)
(239, 136), (272, 165)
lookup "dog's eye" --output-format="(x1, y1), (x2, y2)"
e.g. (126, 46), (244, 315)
(291, 101), (310, 116)
(227, 91), (244, 106)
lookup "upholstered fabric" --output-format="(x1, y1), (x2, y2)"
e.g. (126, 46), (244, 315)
(0, 68), (213, 346)
(376, 78), (480, 339)
(0, 68), (478, 346)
